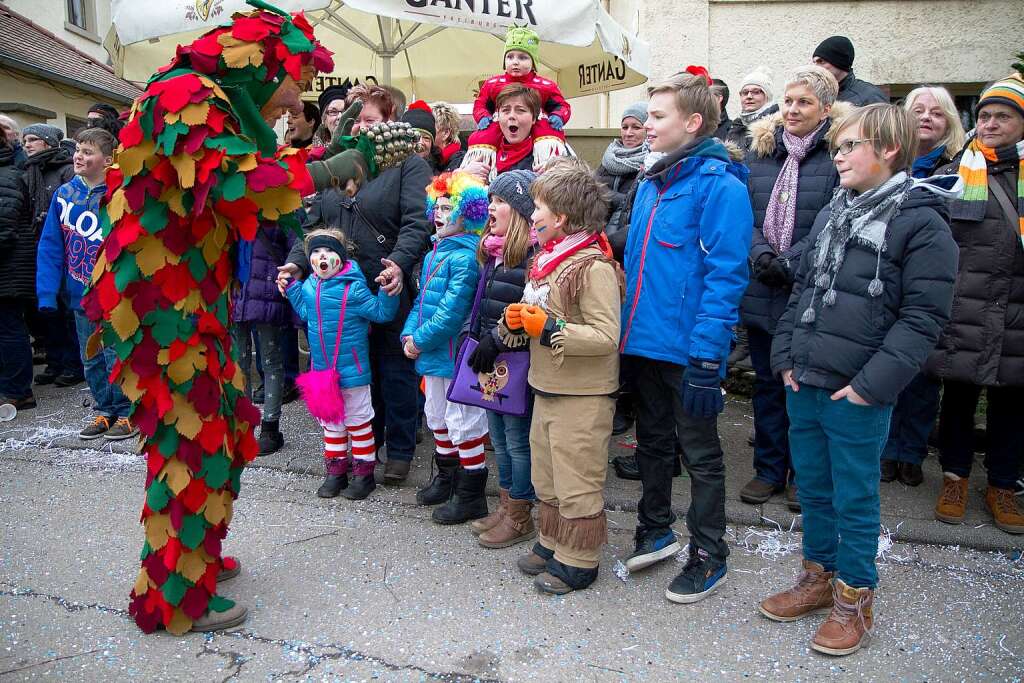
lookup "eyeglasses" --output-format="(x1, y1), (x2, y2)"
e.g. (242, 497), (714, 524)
(324, 108), (346, 117)
(831, 138), (875, 159)
(739, 88), (764, 97)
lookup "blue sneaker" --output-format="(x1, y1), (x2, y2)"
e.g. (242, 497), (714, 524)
(625, 528), (681, 572)
(665, 546), (727, 604)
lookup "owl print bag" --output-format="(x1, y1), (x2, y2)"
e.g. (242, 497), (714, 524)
(447, 263), (530, 416)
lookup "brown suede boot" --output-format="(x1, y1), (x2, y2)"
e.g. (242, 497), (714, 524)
(471, 488), (509, 536)
(759, 560), (834, 622)
(934, 473), (968, 524)
(479, 498), (536, 548)
(986, 486), (1024, 534)
(811, 579), (874, 656)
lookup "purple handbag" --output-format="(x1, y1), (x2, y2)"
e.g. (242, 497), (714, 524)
(446, 262), (530, 416)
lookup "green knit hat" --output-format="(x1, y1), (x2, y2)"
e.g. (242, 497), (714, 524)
(504, 25), (540, 69)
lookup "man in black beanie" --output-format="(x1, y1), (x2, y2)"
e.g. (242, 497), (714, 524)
(812, 36), (887, 106)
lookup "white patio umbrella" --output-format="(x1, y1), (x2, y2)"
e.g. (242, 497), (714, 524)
(105, 0), (650, 102)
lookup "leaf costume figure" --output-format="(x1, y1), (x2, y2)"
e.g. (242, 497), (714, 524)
(82, 1), (411, 635)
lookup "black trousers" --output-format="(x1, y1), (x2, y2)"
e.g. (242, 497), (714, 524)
(625, 355), (729, 563)
(938, 380), (1023, 490)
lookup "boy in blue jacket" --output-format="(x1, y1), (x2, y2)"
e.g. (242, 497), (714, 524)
(402, 171), (489, 525)
(620, 73), (753, 603)
(36, 128), (138, 441)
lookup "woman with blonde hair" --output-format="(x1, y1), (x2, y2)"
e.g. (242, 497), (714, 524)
(430, 101), (466, 171)
(903, 86), (966, 177)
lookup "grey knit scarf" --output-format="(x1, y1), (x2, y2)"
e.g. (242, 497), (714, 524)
(600, 139), (648, 176)
(801, 171), (913, 324)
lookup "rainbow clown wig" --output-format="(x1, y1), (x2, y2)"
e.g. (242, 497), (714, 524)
(425, 171), (490, 234)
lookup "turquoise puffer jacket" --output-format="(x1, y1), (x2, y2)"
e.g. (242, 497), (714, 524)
(286, 261), (399, 388)
(401, 232), (480, 378)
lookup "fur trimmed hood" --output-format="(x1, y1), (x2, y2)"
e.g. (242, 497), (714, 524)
(748, 100), (855, 158)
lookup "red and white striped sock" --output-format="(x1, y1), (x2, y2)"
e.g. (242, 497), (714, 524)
(458, 435), (487, 470)
(433, 428), (457, 457)
(349, 421), (376, 462)
(324, 427), (349, 460)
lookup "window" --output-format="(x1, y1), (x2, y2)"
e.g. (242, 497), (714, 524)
(65, 0), (99, 41)
(67, 0), (88, 30)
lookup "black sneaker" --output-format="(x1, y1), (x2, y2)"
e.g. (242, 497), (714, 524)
(625, 527), (681, 572)
(0, 395), (37, 411)
(612, 454), (640, 480)
(898, 462), (924, 487)
(54, 373), (84, 387)
(880, 459), (898, 482)
(665, 546), (727, 604)
(80, 415), (111, 440)
(34, 368), (58, 386)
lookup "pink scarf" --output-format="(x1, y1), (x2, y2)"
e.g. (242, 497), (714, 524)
(483, 233), (505, 258)
(763, 119), (827, 253)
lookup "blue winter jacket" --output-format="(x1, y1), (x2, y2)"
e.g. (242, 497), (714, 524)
(401, 232), (480, 378)
(285, 261), (399, 389)
(36, 175), (106, 311)
(620, 137), (753, 371)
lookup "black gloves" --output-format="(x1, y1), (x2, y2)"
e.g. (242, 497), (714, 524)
(468, 331), (501, 374)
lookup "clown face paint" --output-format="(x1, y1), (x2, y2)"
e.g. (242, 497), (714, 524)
(310, 247), (344, 279)
(433, 196), (463, 238)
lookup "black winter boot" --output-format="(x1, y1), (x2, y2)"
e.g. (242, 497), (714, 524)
(416, 454), (459, 505)
(340, 460), (376, 500)
(317, 474), (348, 498)
(432, 466), (489, 525)
(257, 420), (284, 456)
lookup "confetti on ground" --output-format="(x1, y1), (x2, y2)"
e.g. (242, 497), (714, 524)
(612, 559), (630, 582)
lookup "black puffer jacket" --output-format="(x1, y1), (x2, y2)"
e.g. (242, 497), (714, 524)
(291, 155), (433, 354)
(595, 159), (641, 236)
(740, 106), (847, 334)
(470, 250), (534, 346)
(725, 104), (779, 151)
(24, 148), (74, 234)
(772, 182), (959, 405)
(0, 144), (33, 299)
(925, 158), (1024, 386)
(837, 71), (887, 107)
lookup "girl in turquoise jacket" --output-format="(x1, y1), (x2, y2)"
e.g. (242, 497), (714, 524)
(284, 228), (398, 501)
(401, 172), (492, 525)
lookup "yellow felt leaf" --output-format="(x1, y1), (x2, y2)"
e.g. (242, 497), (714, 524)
(84, 326), (103, 360)
(105, 188), (128, 223)
(110, 298), (140, 342)
(118, 140), (155, 177)
(170, 153), (197, 189)
(164, 188), (187, 217)
(179, 102), (210, 127)
(235, 154), (258, 172)
(91, 251), (108, 285)
(134, 567), (151, 595)
(181, 289), (204, 314)
(169, 393), (202, 439)
(166, 608), (192, 636)
(202, 490), (227, 525)
(157, 349), (170, 366)
(176, 550), (208, 584)
(250, 185), (301, 220)
(167, 347), (200, 385)
(200, 226), (228, 267)
(133, 236), (169, 277)
(162, 110), (181, 125)
(118, 365), (143, 402)
(217, 34), (264, 69)
(144, 513), (172, 551)
(161, 458), (192, 495)
(231, 368), (246, 393)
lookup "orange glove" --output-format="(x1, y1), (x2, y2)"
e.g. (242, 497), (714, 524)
(505, 303), (526, 331)
(521, 305), (549, 338)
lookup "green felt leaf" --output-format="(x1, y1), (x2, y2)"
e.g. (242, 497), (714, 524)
(204, 134), (257, 156)
(183, 248), (209, 282)
(158, 121), (190, 157)
(221, 172), (246, 201)
(144, 308), (188, 347)
(199, 454), (231, 490)
(140, 197), (169, 234)
(229, 463), (243, 495)
(146, 478), (171, 512)
(157, 426), (180, 457)
(161, 571), (187, 606)
(140, 540), (153, 561)
(114, 256), (141, 292)
(179, 514), (209, 550)
(280, 23), (313, 54)
(207, 595), (234, 613)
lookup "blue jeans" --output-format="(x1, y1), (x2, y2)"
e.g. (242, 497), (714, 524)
(74, 311), (130, 418)
(370, 351), (418, 462)
(487, 400), (535, 500)
(749, 327), (792, 485)
(883, 373), (940, 465)
(0, 299), (33, 399)
(787, 385), (892, 589)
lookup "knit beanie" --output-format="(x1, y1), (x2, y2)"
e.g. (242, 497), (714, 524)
(22, 123), (63, 148)
(621, 102), (648, 125)
(402, 100), (436, 141)
(318, 82), (352, 113)
(740, 67), (775, 102)
(813, 36), (855, 72)
(504, 25), (540, 69)
(488, 169), (536, 223)
(976, 73), (1024, 118)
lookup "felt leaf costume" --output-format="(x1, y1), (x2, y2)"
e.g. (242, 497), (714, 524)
(81, 1), (334, 635)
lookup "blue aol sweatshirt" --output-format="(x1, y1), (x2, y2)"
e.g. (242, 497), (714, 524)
(36, 175), (107, 311)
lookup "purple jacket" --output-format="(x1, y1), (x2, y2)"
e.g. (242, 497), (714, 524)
(233, 223), (296, 326)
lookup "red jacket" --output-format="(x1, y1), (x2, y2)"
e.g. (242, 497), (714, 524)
(473, 72), (571, 123)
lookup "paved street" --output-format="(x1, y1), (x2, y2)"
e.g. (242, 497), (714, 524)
(0, 383), (1022, 681)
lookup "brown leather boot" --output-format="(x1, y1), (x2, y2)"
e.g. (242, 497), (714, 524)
(759, 560), (834, 622)
(471, 488), (509, 536)
(986, 486), (1024, 534)
(934, 473), (968, 524)
(811, 579), (874, 656)
(479, 498), (536, 549)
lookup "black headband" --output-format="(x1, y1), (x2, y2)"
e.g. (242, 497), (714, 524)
(306, 234), (346, 259)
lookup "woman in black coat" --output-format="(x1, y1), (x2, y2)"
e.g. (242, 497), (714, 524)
(738, 66), (850, 507)
(0, 135), (36, 406)
(594, 103), (648, 236)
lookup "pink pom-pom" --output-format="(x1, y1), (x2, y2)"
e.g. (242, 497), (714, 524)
(295, 368), (346, 424)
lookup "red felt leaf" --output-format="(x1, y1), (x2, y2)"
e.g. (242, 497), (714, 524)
(202, 528), (221, 559)
(151, 73), (203, 114)
(131, 334), (161, 377)
(135, 403), (158, 437)
(231, 16), (271, 42)
(245, 160), (289, 192)
(200, 560), (219, 593)
(120, 117), (144, 148)
(179, 476), (208, 513)
(153, 263), (194, 304)
(188, 374), (222, 417)
(196, 149), (225, 185)
(213, 197), (259, 239)
(142, 552), (169, 587)
(206, 106), (229, 134)
(168, 339), (189, 362)
(180, 586), (210, 620)
(281, 151), (313, 196)
(129, 594), (161, 633)
(197, 417), (227, 452)
(167, 496), (185, 532)
(162, 536), (181, 570)
(198, 275), (222, 306)
(191, 32), (224, 57)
